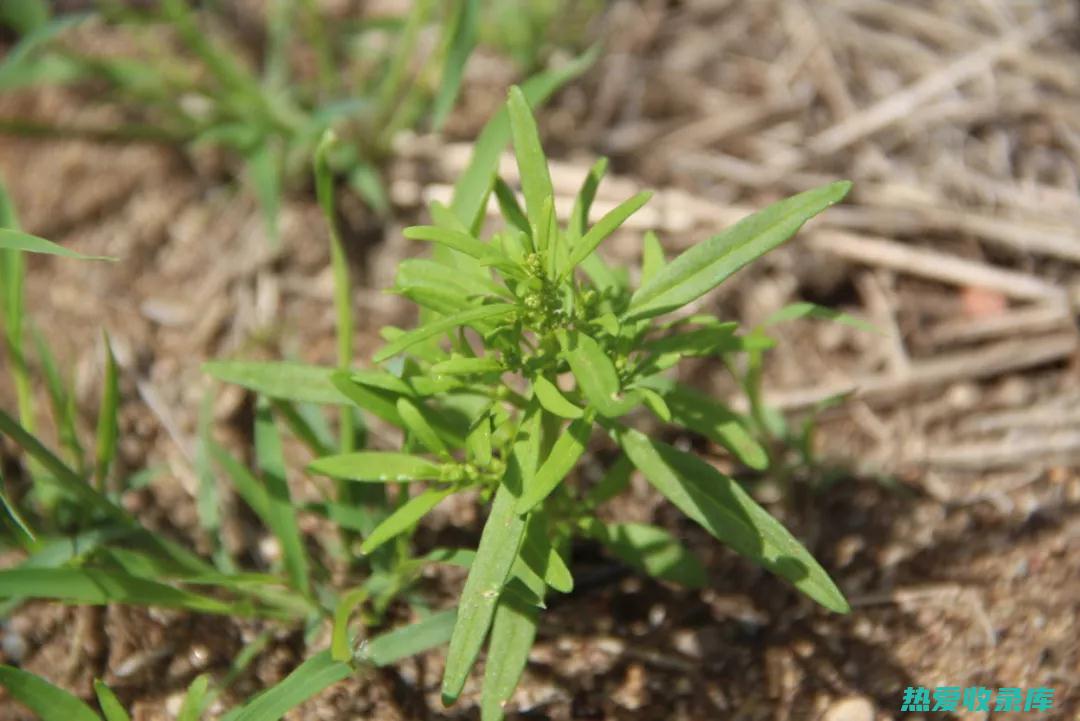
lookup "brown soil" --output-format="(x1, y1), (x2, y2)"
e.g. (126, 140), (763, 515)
(1, 1), (1079, 720)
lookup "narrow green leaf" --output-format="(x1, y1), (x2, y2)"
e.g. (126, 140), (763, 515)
(641, 230), (665, 285)
(505, 85), (554, 238)
(493, 178), (531, 237)
(403, 226), (515, 272)
(532, 376), (583, 419)
(637, 387), (671, 423)
(467, 411), (492, 466)
(255, 400), (311, 596)
(441, 407), (539, 704)
(247, 142), (282, 242)
(396, 397), (450, 457)
(559, 330), (637, 418)
(431, 356), (503, 376)
(357, 608), (457, 666)
(565, 191), (652, 274)
(33, 328), (84, 469)
(373, 304), (516, 363)
(0, 665), (101, 721)
(516, 416), (591, 513)
(231, 651), (351, 721)
(331, 587), (368, 662)
(359, 486), (454, 555)
(0, 568), (234, 614)
(568, 157), (607, 241)
(450, 47), (598, 228)
(94, 680), (130, 721)
(615, 427), (849, 613)
(93, 332), (119, 493)
(645, 380), (768, 471)
(0, 228), (112, 260)
(203, 361), (345, 405)
(583, 520), (706, 588)
(517, 514), (572, 594)
(430, 0), (478, 130)
(764, 301), (879, 334)
(177, 674), (209, 721)
(208, 441), (270, 521)
(627, 182), (852, 320)
(0, 471), (35, 547)
(480, 589), (539, 721)
(309, 452), (444, 482)
(642, 323), (739, 357)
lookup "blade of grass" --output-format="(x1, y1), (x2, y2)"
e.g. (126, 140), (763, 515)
(254, 399), (311, 597)
(93, 680), (131, 721)
(0, 228), (113, 260)
(93, 332), (119, 494)
(0, 665), (101, 721)
(231, 650), (351, 721)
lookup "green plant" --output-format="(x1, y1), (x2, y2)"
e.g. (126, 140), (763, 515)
(0, 0), (595, 237)
(211, 87), (853, 718)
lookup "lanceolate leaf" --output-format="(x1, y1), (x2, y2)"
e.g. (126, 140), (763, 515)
(615, 427), (849, 613)
(441, 407), (541, 705)
(373, 304), (517, 363)
(559, 330), (637, 418)
(450, 48), (598, 229)
(0, 665), (101, 721)
(626, 182), (852, 320)
(506, 86), (555, 238)
(309, 452), (444, 482)
(641, 230), (665, 285)
(565, 191), (652, 274)
(764, 301), (879, 334)
(396, 397), (450, 457)
(357, 608), (458, 666)
(516, 416), (591, 513)
(532, 376), (583, 419)
(480, 589), (540, 721)
(359, 485), (454, 555)
(642, 380), (768, 471)
(203, 361), (345, 405)
(93, 332), (119, 492)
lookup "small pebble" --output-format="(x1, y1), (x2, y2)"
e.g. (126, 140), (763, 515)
(822, 695), (875, 721)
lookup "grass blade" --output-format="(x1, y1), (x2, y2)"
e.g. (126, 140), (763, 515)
(0, 228), (112, 260)
(0, 568), (234, 614)
(177, 674), (209, 721)
(231, 651), (351, 721)
(615, 426), (850, 613)
(93, 332), (119, 493)
(255, 399), (311, 597)
(0, 665), (101, 721)
(626, 181), (852, 321)
(430, 0), (478, 130)
(93, 680), (131, 721)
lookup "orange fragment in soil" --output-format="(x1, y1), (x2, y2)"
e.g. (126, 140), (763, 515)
(960, 286), (1007, 319)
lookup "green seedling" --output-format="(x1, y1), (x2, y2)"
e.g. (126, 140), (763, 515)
(214, 87), (853, 719)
